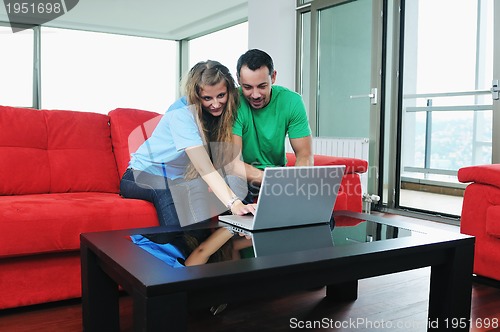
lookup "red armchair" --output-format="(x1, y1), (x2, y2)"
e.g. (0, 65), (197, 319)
(286, 153), (368, 213)
(458, 164), (500, 281)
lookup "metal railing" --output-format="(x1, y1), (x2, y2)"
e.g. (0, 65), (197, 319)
(402, 89), (492, 186)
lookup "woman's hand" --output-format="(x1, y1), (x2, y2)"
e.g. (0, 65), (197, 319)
(230, 200), (256, 215)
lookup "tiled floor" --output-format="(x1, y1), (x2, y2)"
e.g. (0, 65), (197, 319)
(399, 189), (463, 217)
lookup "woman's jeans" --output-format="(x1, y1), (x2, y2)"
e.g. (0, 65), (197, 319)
(120, 169), (247, 227)
(120, 169), (180, 226)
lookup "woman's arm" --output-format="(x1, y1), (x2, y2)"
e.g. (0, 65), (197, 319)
(185, 145), (255, 215)
(184, 228), (234, 266)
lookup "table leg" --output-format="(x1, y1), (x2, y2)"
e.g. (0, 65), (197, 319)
(133, 291), (188, 331)
(81, 242), (120, 331)
(326, 280), (358, 301)
(428, 242), (474, 331)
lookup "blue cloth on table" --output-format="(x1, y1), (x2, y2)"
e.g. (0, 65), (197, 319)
(130, 234), (186, 268)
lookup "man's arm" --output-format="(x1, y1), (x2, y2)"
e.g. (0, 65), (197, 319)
(289, 135), (314, 166)
(232, 134), (264, 186)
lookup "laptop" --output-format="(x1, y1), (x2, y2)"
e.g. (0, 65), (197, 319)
(219, 165), (345, 230)
(223, 223), (334, 257)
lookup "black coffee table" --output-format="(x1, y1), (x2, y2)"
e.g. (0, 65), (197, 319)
(80, 211), (474, 331)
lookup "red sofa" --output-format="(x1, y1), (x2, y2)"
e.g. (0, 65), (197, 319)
(458, 164), (500, 281)
(0, 106), (160, 310)
(0, 105), (367, 310)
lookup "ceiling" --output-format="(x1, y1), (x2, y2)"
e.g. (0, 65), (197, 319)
(0, 0), (248, 39)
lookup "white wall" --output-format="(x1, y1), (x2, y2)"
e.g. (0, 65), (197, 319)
(247, 0), (296, 90)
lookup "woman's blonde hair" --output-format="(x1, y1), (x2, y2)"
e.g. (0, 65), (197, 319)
(184, 60), (238, 143)
(183, 60), (239, 178)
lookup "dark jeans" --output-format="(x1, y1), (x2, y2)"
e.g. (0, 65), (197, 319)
(120, 168), (180, 227)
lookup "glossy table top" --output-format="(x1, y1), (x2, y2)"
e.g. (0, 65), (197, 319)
(81, 211), (472, 295)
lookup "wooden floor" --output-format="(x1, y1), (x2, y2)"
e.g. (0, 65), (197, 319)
(0, 268), (499, 331)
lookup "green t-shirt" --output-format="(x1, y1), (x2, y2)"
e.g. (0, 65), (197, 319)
(233, 85), (311, 169)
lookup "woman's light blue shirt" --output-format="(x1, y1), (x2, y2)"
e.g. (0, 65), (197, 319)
(128, 96), (203, 179)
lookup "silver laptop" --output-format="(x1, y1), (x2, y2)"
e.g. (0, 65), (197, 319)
(219, 165), (345, 230)
(223, 223), (334, 257)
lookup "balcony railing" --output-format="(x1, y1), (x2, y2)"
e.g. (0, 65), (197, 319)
(402, 89), (492, 188)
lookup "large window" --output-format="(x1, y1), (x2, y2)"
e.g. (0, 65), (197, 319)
(1, 22), (247, 114)
(401, 0), (493, 181)
(0, 25), (34, 107)
(396, 0), (494, 217)
(188, 22), (248, 79)
(41, 28), (178, 114)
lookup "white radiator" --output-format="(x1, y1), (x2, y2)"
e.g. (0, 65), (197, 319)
(286, 137), (369, 195)
(311, 137), (369, 161)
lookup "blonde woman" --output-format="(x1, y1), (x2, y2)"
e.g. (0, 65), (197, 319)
(121, 60), (254, 226)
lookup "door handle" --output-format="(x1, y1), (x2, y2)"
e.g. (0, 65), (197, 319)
(492, 79), (500, 100)
(350, 87), (378, 105)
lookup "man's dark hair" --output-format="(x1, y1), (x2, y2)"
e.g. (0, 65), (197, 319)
(236, 49), (274, 80)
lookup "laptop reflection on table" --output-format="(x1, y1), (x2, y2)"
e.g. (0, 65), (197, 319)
(223, 223), (334, 257)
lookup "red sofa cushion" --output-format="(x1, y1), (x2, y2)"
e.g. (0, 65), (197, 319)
(0, 106), (51, 194)
(0, 106), (119, 195)
(458, 164), (500, 189)
(109, 108), (162, 177)
(486, 206), (500, 238)
(460, 182), (500, 280)
(0, 192), (159, 257)
(341, 173), (363, 211)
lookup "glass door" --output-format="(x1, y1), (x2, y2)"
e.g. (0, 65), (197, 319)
(494, 0), (500, 163)
(308, 0), (384, 196)
(398, 0), (494, 217)
(299, 0), (500, 219)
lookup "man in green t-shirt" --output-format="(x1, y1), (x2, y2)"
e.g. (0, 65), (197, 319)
(232, 49), (313, 201)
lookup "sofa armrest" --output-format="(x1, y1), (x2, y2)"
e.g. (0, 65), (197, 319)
(458, 164), (500, 189)
(286, 153), (368, 174)
(108, 108), (162, 176)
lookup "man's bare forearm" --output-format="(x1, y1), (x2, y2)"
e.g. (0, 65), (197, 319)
(295, 154), (314, 166)
(244, 162), (263, 186)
